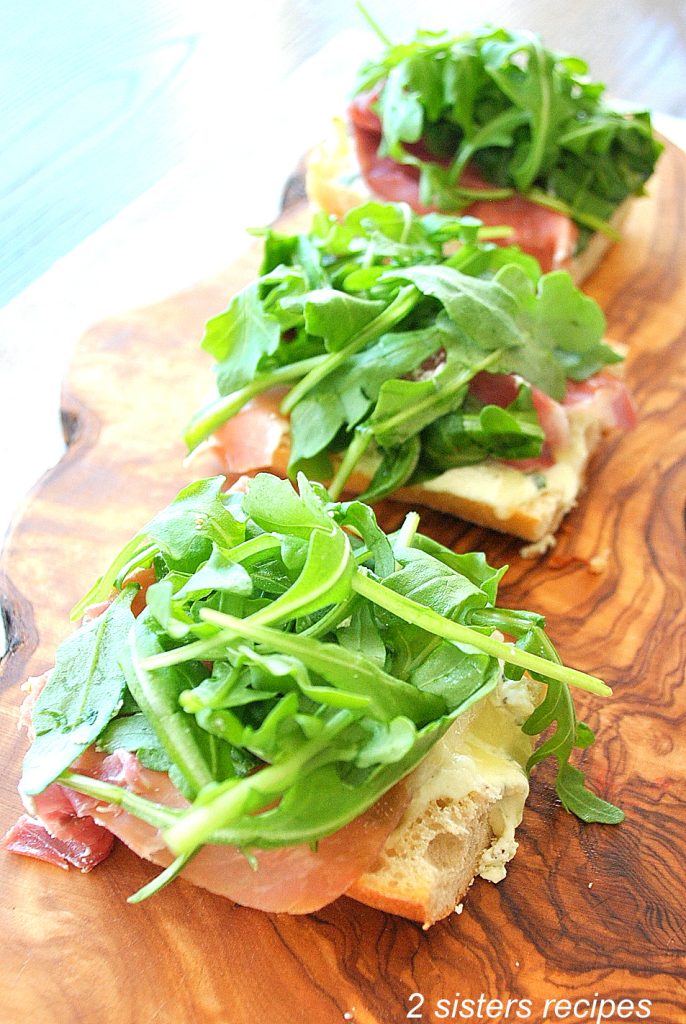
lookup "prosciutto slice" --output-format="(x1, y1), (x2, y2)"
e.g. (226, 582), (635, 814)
(2, 814), (114, 872)
(189, 388), (291, 480)
(203, 367), (634, 481)
(469, 370), (634, 471)
(5, 674), (408, 911)
(349, 90), (578, 273)
(79, 752), (408, 913)
(5, 741), (407, 912)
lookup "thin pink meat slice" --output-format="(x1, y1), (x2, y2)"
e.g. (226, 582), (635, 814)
(81, 751), (408, 913)
(204, 369), (634, 480)
(2, 813), (114, 872)
(471, 370), (635, 471)
(7, 740), (407, 913)
(349, 91), (578, 273)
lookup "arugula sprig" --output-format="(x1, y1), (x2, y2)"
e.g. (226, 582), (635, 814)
(22, 473), (622, 901)
(186, 201), (620, 501)
(354, 17), (663, 236)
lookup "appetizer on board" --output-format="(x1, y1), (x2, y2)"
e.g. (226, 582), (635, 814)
(186, 203), (635, 545)
(3, 474), (621, 925)
(307, 20), (663, 280)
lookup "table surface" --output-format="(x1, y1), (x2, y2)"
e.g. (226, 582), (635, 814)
(2, 140), (685, 1024)
(0, 1), (685, 1011)
(0, 4), (685, 588)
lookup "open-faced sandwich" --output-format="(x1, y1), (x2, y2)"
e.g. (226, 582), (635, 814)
(3, 474), (621, 926)
(186, 202), (635, 546)
(307, 17), (663, 279)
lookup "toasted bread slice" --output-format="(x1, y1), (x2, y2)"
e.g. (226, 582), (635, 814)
(190, 393), (612, 546)
(348, 673), (539, 927)
(360, 404), (608, 546)
(306, 118), (634, 285)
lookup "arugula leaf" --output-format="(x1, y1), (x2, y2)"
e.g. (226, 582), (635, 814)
(284, 288), (386, 352)
(333, 499), (395, 578)
(22, 588), (136, 795)
(385, 264), (522, 351)
(355, 25), (662, 230)
(383, 548), (489, 623)
(122, 614), (217, 796)
(409, 641), (501, 711)
(36, 474), (620, 901)
(174, 545), (253, 600)
(337, 602), (387, 668)
(203, 282), (281, 396)
(480, 33), (562, 191)
(410, 534), (507, 603)
(522, 270), (618, 380)
(145, 477), (244, 571)
(523, 679), (623, 823)
(358, 435), (421, 503)
(97, 713), (172, 772)
(247, 525), (354, 627)
(378, 54), (443, 155)
(243, 472), (332, 538)
(287, 326), (445, 470)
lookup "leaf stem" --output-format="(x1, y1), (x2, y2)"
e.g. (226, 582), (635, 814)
(525, 188), (621, 240)
(140, 635), (228, 671)
(280, 285), (420, 414)
(223, 534), (282, 563)
(59, 771), (181, 829)
(184, 355), (326, 451)
(355, 1), (392, 45)
(351, 570), (611, 696)
(328, 428), (373, 501)
(395, 512), (421, 551)
(127, 852), (197, 904)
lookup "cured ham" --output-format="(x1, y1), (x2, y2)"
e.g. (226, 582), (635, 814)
(202, 368), (633, 482)
(349, 90), (578, 273)
(564, 373), (637, 431)
(81, 565), (158, 624)
(81, 754), (408, 913)
(469, 370), (634, 471)
(2, 814), (114, 872)
(5, 717), (408, 912)
(189, 388), (290, 480)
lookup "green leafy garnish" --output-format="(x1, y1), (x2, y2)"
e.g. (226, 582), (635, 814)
(185, 201), (621, 501)
(22, 589), (136, 796)
(21, 473), (623, 900)
(354, 19), (662, 235)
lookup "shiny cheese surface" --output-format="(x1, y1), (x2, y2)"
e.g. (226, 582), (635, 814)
(402, 673), (539, 884)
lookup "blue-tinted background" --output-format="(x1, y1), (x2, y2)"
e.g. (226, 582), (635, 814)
(2, 0), (685, 306)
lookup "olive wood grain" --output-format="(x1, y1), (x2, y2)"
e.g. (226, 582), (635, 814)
(1, 143), (685, 1024)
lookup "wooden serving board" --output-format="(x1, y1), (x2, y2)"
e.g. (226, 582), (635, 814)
(1, 143), (686, 1024)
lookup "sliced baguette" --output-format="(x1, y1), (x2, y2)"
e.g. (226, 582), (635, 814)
(364, 406), (607, 545)
(305, 117), (634, 285)
(348, 673), (539, 927)
(190, 393), (612, 545)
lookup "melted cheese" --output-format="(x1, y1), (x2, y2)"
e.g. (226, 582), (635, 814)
(418, 410), (597, 522)
(404, 674), (539, 884)
(359, 405), (598, 527)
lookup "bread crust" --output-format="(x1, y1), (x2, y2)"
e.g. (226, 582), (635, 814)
(346, 792), (492, 924)
(344, 675), (540, 926)
(306, 118), (635, 285)
(191, 408), (607, 543)
(337, 412), (605, 544)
